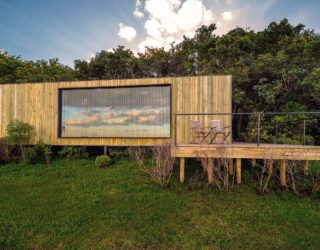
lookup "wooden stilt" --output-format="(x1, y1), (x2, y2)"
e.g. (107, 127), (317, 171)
(280, 159), (286, 187)
(180, 158), (185, 183)
(267, 160), (273, 175)
(236, 158), (241, 184)
(104, 146), (107, 155)
(303, 160), (309, 176)
(229, 159), (234, 176)
(252, 159), (256, 168)
(207, 159), (213, 185)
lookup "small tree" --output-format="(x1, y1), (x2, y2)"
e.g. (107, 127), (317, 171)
(5, 120), (34, 162)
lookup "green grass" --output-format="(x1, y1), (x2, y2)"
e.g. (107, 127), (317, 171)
(0, 159), (319, 249)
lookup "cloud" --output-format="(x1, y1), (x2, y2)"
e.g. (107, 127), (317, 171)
(118, 23), (137, 42)
(221, 11), (232, 21)
(137, 0), (214, 51)
(64, 114), (102, 126)
(133, 0), (145, 18)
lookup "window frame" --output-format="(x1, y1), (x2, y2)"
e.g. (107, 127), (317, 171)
(57, 84), (172, 139)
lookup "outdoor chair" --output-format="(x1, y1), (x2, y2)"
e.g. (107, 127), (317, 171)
(209, 120), (231, 144)
(191, 120), (211, 144)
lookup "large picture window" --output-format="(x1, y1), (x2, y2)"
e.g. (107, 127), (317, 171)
(58, 85), (171, 138)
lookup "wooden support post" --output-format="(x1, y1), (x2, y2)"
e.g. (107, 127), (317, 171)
(267, 160), (273, 175)
(303, 160), (309, 176)
(252, 159), (256, 168)
(104, 146), (107, 155)
(208, 159), (213, 185)
(280, 159), (286, 187)
(236, 158), (241, 184)
(179, 158), (185, 183)
(229, 159), (234, 176)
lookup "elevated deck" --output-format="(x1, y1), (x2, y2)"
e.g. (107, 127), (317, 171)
(171, 143), (320, 160)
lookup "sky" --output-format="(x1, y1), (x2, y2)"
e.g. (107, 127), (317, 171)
(0, 0), (319, 66)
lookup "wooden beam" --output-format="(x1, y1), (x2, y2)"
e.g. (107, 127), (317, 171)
(236, 158), (241, 184)
(303, 160), (309, 176)
(179, 158), (185, 183)
(208, 159), (213, 185)
(171, 144), (320, 161)
(280, 159), (286, 187)
(229, 159), (234, 176)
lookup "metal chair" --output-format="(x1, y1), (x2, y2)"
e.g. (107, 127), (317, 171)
(209, 120), (231, 144)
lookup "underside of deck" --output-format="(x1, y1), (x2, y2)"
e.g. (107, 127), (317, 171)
(171, 143), (320, 160)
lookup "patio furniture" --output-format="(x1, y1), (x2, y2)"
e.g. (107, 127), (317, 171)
(209, 120), (231, 144)
(191, 120), (211, 144)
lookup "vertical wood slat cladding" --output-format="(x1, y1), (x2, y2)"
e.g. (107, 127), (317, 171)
(0, 75), (232, 146)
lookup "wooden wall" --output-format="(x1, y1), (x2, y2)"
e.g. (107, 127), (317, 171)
(0, 75), (232, 146)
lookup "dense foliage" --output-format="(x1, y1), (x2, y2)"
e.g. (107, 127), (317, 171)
(95, 155), (112, 168)
(1, 19), (320, 142)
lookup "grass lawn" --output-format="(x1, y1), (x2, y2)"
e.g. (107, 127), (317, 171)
(0, 159), (319, 249)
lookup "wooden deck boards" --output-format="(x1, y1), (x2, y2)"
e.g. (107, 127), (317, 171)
(171, 143), (320, 160)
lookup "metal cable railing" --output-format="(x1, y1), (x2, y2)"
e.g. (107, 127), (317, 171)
(174, 112), (320, 146)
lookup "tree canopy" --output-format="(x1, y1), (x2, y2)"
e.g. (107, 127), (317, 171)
(1, 18), (320, 143)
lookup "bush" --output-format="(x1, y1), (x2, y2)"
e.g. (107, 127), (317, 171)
(109, 148), (129, 160)
(21, 141), (52, 165)
(95, 155), (112, 168)
(34, 141), (52, 164)
(23, 147), (37, 164)
(5, 120), (34, 162)
(58, 146), (89, 160)
(129, 143), (175, 188)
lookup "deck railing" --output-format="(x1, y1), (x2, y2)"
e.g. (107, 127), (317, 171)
(174, 112), (320, 146)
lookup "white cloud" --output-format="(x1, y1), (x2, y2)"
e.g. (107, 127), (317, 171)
(137, 0), (214, 52)
(133, 0), (145, 18)
(118, 23), (137, 42)
(222, 11), (232, 21)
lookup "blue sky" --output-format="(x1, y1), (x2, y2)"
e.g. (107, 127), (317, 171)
(0, 0), (319, 66)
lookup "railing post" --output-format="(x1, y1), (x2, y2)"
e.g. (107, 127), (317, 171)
(174, 113), (177, 146)
(303, 120), (306, 145)
(257, 112), (261, 147)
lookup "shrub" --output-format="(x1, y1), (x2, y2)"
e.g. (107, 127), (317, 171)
(5, 120), (34, 162)
(95, 155), (112, 168)
(34, 141), (52, 164)
(23, 147), (37, 164)
(109, 148), (129, 160)
(20, 141), (52, 165)
(58, 146), (89, 160)
(129, 143), (175, 188)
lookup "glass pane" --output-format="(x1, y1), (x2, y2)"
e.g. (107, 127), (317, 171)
(59, 85), (171, 138)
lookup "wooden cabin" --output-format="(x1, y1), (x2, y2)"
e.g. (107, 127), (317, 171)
(0, 75), (232, 146)
(1, 75), (320, 186)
